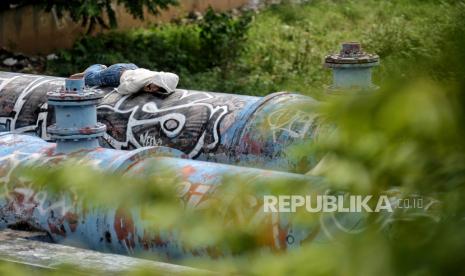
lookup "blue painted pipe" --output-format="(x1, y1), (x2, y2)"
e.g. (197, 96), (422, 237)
(0, 132), (330, 259)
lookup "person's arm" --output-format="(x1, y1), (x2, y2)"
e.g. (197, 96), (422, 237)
(117, 71), (138, 94)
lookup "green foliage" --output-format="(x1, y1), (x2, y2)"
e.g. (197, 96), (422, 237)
(226, 0), (463, 97)
(46, 7), (253, 87)
(46, 0), (463, 98)
(48, 24), (204, 75)
(198, 8), (253, 69)
(0, 0), (178, 33)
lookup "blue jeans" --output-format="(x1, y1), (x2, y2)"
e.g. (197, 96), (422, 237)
(84, 63), (138, 87)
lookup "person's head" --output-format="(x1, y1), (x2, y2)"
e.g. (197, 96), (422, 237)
(143, 72), (179, 95)
(143, 83), (164, 93)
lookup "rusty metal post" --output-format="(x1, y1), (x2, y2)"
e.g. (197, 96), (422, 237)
(47, 78), (106, 153)
(324, 42), (379, 93)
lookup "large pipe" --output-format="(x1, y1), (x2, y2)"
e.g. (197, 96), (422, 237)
(0, 71), (321, 172)
(0, 132), (327, 259)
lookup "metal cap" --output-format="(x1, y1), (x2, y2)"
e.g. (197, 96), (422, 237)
(325, 42), (379, 66)
(65, 77), (85, 93)
(47, 78), (103, 103)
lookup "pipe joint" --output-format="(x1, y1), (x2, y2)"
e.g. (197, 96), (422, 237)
(325, 42), (379, 94)
(47, 78), (106, 153)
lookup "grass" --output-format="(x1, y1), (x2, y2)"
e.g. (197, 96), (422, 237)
(214, 0), (459, 98)
(46, 0), (461, 100)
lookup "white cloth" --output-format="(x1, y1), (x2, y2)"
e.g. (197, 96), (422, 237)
(117, 68), (179, 95)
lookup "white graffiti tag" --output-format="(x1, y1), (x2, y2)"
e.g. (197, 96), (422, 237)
(98, 89), (229, 158)
(267, 109), (315, 143)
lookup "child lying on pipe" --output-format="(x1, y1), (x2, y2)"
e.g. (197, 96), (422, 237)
(70, 63), (179, 96)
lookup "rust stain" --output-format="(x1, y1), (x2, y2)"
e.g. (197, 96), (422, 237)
(7, 190), (38, 218)
(114, 207), (136, 249)
(139, 230), (169, 250)
(242, 133), (263, 155)
(48, 222), (67, 237)
(79, 127), (94, 135)
(64, 212), (79, 232)
(256, 212), (288, 251)
(181, 165), (196, 179)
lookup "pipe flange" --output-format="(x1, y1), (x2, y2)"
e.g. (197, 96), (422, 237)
(50, 133), (105, 141)
(47, 89), (103, 102)
(324, 42), (379, 67)
(47, 123), (107, 137)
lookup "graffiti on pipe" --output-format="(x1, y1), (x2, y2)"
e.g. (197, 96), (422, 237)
(98, 89), (229, 158)
(267, 109), (313, 143)
(0, 72), (319, 172)
(0, 140), (293, 256)
(0, 74), (243, 158)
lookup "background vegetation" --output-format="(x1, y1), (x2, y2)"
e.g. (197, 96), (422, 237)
(46, 0), (462, 98)
(0, 0), (178, 33)
(2, 0), (465, 275)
